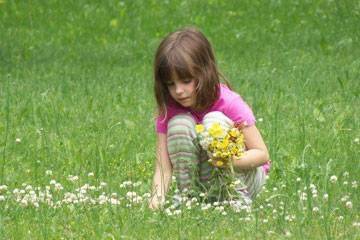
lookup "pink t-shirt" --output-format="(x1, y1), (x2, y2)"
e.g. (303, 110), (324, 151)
(155, 84), (270, 174)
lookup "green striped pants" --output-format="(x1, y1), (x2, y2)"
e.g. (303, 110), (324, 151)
(167, 111), (266, 200)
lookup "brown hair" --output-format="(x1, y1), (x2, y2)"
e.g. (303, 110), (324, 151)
(154, 27), (227, 116)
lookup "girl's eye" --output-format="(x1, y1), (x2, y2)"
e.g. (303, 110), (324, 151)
(166, 81), (174, 86)
(183, 79), (193, 84)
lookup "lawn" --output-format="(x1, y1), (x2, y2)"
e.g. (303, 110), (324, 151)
(0, 0), (359, 239)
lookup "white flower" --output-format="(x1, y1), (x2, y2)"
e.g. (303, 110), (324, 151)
(0, 185), (7, 192)
(353, 222), (360, 227)
(354, 138), (359, 143)
(67, 175), (79, 182)
(312, 207), (319, 213)
(88, 172), (94, 177)
(0, 195), (5, 201)
(165, 208), (172, 216)
(15, 138), (21, 143)
(345, 201), (353, 209)
(338, 216), (344, 221)
(173, 209), (181, 215)
(351, 181), (358, 188)
(54, 183), (63, 191)
(329, 175), (338, 183)
(45, 170), (53, 176)
(296, 177), (301, 182)
(341, 195), (349, 202)
(323, 194), (329, 201)
(343, 171), (349, 177)
(133, 181), (142, 187)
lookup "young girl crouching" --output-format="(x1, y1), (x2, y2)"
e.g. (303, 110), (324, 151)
(149, 27), (271, 209)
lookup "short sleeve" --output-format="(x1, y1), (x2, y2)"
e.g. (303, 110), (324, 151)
(156, 116), (167, 133)
(225, 95), (256, 126)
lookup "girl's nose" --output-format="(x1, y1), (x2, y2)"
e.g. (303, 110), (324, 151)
(175, 83), (184, 94)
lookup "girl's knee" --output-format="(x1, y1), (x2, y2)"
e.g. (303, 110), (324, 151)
(167, 113), (197, 138)
(203, 111), (233, 129)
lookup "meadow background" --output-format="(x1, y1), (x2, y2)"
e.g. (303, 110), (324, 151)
(0, 0), (359, 239)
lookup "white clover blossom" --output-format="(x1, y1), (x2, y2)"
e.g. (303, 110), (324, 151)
(45, 170), (53, 176)
(67, 175), (79, 182)
(323, 193), (329, 201)
(312, 207), (319, 213)
(330, 175), (338, 183)
(345, 201), (353, 209)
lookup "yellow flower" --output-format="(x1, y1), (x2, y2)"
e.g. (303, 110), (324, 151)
(229, 128), (240, 138)
(209, 123), (224, 138)
(215, 161), (224, 167)
(195, 124), (205, 133)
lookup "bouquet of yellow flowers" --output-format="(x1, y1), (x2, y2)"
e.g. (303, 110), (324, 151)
(195, 122), (245, 169)
(195, 122), (246, 201)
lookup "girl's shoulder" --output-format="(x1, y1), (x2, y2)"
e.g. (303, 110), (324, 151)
(219, 83), (242, 101)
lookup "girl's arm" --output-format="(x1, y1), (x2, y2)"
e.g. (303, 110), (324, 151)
(149, 133), (173, 209)
(233, 125), (270, 170)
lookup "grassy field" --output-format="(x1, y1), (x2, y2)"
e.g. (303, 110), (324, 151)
(0, 0), (359, 239)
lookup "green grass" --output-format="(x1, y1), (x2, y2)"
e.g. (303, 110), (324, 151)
(0, 0), (359, 239)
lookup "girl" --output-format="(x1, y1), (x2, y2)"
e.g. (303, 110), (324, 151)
(149, 27), (270, 209)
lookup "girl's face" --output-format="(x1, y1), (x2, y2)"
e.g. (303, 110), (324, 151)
(166, 74), (196, 108)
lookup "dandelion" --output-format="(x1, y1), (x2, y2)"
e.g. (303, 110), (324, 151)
(195, 124), (205, 133)
(330, 175), (338, 183)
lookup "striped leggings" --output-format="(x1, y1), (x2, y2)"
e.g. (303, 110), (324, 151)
(167, 111), (266, 200)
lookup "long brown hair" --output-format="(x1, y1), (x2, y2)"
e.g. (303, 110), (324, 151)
(154, 27), (227, 116)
